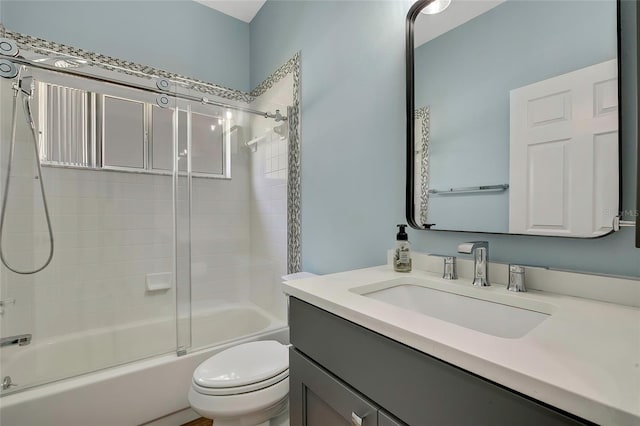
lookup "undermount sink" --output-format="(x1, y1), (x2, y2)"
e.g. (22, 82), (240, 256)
(351, 278), (552, 339)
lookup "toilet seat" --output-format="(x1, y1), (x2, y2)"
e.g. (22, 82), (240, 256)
(192, 369), (289, 396)
(193, 340), (289, 390)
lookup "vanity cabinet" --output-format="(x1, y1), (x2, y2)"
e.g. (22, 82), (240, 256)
(290, 348), (404, 426)
(288, 297), (592, 426)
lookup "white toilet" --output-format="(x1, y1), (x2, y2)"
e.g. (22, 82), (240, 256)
(188, 340), (290, 426)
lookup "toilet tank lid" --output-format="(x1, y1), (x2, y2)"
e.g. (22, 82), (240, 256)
(193, 341), (289, 389)
(282, 272), (317, 281)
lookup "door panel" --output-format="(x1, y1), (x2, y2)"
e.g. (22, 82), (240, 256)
(510, 59), (619, 236)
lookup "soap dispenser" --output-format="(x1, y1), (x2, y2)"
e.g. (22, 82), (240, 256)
(394, 224), (412, 272)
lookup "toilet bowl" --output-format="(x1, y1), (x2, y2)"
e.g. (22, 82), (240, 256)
(188, 340), (289, 426)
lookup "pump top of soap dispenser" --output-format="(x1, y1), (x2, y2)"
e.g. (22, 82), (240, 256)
(396, 224), (408, 241)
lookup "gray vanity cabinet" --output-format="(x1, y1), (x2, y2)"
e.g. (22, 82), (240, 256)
(289, 297), (592, 426)
(290, 348), (404, 426)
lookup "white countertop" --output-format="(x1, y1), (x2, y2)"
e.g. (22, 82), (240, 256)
(283, 265), (640, 426)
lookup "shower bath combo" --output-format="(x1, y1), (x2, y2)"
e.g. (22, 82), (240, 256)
(0, 33), (295, 411)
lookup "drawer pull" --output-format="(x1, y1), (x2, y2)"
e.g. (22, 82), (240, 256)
(351, 412), (364, 426)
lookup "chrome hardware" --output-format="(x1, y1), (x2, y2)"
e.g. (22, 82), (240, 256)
(429, 184), (509, 195)
(18, 75), (35, 97)
(457, 241), (490, 287)
(177, 346), (187, 357)
(155, 78), (171, 91)
(613, 215), (635, 231)
(507, 265), (526, 292)
(442, 256), (457, 280)
(0, 38), (19, 57)
(0, 334), (32, 347)
(430, 255), (457, 279)
(431, 254), (458, 280)
(0, 59), (18, 79)
(2, 376), (17, 390)
(265, 109), (288, 122)
(351, 412), (364, 426)
(156, 94), (170, 108)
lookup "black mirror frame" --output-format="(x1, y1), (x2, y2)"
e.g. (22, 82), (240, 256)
(636, 0), (640, 248)
(405, 0), (623, 239)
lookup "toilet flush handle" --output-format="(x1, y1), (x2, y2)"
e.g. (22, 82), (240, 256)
(351, 412), (364, 426)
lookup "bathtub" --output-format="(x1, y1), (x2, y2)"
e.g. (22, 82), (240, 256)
(0, 304), (288, 426)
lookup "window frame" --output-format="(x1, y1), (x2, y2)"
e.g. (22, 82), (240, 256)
(36, 79), (232, 180)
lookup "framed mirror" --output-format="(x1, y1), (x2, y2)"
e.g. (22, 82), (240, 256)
(406, 0), (621, 238)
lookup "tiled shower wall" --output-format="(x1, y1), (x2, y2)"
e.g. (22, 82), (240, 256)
(0, 77), (253, 342)
(248, 73), (293, 321)
(0, 70), (292, 343)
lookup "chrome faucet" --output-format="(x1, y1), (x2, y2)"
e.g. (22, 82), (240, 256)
(442, 256), (457, 280)
(0, 334), (32, 348)
(507, 264), (526, 292)
(430, 254), (457, 280)
(457, 241), (490, 287)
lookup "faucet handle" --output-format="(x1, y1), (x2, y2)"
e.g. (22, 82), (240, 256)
(442, 256), (457, 280)
(430, 254), (458, 280)
(507, 264), (526, 292)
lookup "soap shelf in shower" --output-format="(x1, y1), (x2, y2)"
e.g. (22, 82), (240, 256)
(428, 184), (509, 195)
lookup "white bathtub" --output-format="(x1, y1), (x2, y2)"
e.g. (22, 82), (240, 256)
(0, 304), (288, 426)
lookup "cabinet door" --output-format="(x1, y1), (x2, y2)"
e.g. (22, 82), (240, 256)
(379, 410), (406, 426)
(290, 348), (378, 426)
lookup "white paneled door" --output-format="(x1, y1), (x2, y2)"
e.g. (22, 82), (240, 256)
(509, 59), (618, 237)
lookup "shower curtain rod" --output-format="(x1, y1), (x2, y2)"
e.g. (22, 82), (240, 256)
(2, 55), (287, 121)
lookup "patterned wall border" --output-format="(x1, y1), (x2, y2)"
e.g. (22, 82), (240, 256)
(415, 106), (430, 227)
(1, 22), (303, 274)
(0, 24), (255, 103)
(283, 52), (302, 274)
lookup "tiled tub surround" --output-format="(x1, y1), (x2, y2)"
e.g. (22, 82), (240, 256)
(0, 44), (298, 426)
(248, 73), (293, 322)
(283, 252), (640, 426)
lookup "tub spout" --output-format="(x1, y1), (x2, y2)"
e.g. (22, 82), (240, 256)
(0, 334), (32, 347)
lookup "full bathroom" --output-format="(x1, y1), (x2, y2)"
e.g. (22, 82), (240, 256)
(0, 0), (637, 425)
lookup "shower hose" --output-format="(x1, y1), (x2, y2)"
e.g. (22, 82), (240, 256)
(0, 72), (54, 274)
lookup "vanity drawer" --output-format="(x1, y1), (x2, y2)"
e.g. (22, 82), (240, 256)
(289, 297), (591, 426)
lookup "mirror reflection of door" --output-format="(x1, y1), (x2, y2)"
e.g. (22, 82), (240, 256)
(410, 0), (619, 237)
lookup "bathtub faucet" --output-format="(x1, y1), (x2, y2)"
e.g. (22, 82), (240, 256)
(0, 333), (31, 348)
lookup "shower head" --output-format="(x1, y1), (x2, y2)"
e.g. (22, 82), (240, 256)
(273, 122), (288, 139)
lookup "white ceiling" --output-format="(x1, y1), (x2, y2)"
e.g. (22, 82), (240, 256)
(414, 0), (506, 48)
(194, 0), (267, 23)
(194, 0), (505, 42)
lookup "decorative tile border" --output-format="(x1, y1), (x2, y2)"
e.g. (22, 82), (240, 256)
(415, 106), (430, 227)
(1, 25), (255, 103)
(1, 22), (303, 274)
(283, 53), (302, 274)
(251, 52), (300, 98)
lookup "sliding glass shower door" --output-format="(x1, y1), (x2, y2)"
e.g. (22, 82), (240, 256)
(0, 66), (184, 393)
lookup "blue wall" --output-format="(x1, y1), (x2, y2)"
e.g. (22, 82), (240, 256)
(1, 0), (638, 277)
(0, 0), (251, 91)
(414, 0), (617, 233)
(251, 1), (408, 274)
(250, 0), (639, 277)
